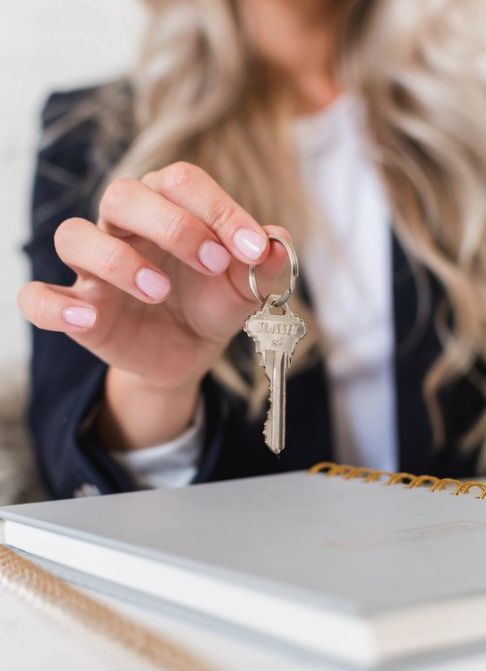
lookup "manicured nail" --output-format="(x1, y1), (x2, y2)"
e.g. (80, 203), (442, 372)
(135, 268), (170, 301)
(198, 240), (231, 274)
(62, 306), (97, 328)
(233, 228), (267, 261)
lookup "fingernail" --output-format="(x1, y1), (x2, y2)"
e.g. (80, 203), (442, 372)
(198, 240), (231, 274)
(135, 268), (170, 301)
(233, 228), (267, 261)
(62, 306), (97, 328)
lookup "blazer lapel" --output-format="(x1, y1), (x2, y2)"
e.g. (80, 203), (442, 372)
(392, 232), (437, 474)
(298, 231), (442, 474)
(293, 273), (335, 464)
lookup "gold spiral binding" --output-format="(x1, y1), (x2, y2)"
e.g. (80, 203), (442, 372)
(309, 462), (486, 500)
(430, 478), (463, 493)
(455, 482), (486, 498)
(0, 546), (214, 671)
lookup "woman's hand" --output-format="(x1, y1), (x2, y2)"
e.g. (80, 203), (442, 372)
(18, 163), (290, 449)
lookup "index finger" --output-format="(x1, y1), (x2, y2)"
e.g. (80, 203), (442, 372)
(142, 163), (270, 265)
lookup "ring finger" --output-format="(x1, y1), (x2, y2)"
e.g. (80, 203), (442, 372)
(54, 217), (171, 303)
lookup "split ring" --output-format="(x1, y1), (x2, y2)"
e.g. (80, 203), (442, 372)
(248, 234), (299, 308)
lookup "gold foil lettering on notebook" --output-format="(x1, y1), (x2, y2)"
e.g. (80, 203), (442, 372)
(322, 521), (486, 551)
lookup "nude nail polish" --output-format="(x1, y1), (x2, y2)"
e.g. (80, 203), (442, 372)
(135, 268), (170, 301)
(62, 306), (97, 328)
(233, 228), (267, 261)
(198, 240), (231, 273)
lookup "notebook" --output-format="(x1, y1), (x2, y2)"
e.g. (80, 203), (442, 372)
(2, 463), (486, 668)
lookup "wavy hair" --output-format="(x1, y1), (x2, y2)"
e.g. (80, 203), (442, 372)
(103, 0), (486, 446)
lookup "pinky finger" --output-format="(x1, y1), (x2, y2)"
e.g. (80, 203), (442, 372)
(17, 282), (98, 333)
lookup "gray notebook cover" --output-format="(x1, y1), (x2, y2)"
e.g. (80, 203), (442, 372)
(1, 471), (486, 617)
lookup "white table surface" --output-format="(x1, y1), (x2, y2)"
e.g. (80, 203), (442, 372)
(0, 580), (331, 671)
(2, 579), (486, 671)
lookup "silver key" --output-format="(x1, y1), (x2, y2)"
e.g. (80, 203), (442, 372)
(244, 294), (307, 455)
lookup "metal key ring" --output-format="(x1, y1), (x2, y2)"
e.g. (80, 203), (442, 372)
(249, 234), (299, 308)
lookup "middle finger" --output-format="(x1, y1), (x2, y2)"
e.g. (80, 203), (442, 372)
(99, 178), (231, 276)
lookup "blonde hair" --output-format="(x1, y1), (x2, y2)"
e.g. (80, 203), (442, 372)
(107, 0), (485, 445)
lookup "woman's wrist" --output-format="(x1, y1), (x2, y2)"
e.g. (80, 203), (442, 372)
(95, 367), (202, 453)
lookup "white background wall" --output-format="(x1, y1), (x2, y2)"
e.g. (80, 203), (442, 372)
(0, 0), (145, 367)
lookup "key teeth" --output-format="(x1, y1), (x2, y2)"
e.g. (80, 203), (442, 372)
(263, 396), (272, 449)
(263, 398), (283, 455)
(263, 409), (272, 449)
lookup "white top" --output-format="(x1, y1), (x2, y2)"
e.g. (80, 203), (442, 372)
(111, 94), (398, 487)
(295, 95), (397, 471)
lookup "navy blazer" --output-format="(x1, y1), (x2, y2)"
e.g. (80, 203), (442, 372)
(25, 83), (485, 499)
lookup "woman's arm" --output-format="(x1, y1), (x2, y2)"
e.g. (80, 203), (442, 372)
(96, 367), (200, 451)
(22, 87), (288, 497)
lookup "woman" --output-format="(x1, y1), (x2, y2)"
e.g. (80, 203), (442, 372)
(19, 0), (486, 498)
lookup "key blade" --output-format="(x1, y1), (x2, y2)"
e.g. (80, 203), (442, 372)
(263, 351), (288, 454)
